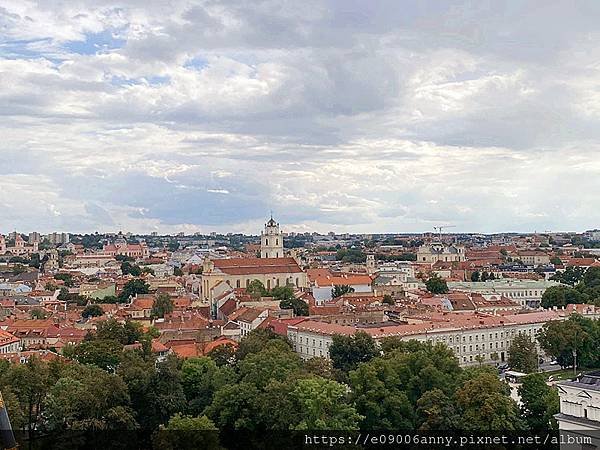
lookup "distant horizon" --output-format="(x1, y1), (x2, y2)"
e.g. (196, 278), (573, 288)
(0, 224), (598, 238)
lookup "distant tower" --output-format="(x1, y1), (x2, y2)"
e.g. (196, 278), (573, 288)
(261, 215), (283, 258)
(0, 235), (5, 254)
(366, 254), (376, 275)
(43, 250), (59, 273)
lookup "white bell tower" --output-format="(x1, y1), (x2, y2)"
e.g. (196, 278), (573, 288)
(261, 215), (283, 258)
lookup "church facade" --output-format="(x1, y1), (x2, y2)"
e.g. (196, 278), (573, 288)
(200, 216), (307, 303)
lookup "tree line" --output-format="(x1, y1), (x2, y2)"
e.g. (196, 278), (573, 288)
(0, 322), (560, 447)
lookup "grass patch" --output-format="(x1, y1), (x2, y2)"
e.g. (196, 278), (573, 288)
(545, 367), (600, 382)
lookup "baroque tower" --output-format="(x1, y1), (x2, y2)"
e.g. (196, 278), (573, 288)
(260, 215), (283, 258)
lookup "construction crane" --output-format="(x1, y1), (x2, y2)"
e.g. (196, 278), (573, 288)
(433, 225), (456, 242)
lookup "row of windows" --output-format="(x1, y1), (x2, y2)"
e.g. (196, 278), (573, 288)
(506, 290), (541, 297)
(455, 341), (505, 353)
(297, 347), (324, 357)
(235, 277), (300, 289)
(433, 327), (540, 345)
(297, 336), (331, 348)
(0, 344), (18, 353)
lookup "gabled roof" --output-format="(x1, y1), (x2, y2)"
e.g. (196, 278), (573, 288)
(212, 257), (303, 275)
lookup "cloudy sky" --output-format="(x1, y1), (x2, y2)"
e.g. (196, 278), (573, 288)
(1, 1), (600, 235)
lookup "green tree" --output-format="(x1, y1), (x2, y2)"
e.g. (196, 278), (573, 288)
(455, 372), (525, 430)
(119, 279), (150, 302)
(63, 339), (122, 371)
(518, 373), (559, 430)
(331, 285), (355, 298)
(303, 357), (334, 379)
(349, 360), (415, 429)
(292, 377), (362, 430)
(541, 285), (584, 309)
(1, 356), (50, 435)
(329, 331), (378, 374)
(94, 318), (129, 343)
(207, 344), (236, 367)
(43, 364), (136, 430)
(238, 341), (302, 388)
(279, 296), (309, 316)
(54, 273), (74, 287)
(538, 314), (599, 368)
(235, 328), (291, 361)
(205, 382), (261, 430)
(121, 261), (142, 276)
(246, 279), (267, 300)
(30, 308), (47, 319)
(82, 304), (104, 318)
(142, 355), (188, 430)
(154, 414), (220, 450)
(416, 388), (461, 431)
(507, 333), (538, 373)
(180, 357), (233, 415)
(152, 294), (174, 319)
(425, 274), (449, 294)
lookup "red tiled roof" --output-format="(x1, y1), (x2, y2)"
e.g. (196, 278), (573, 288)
(213, 257), (303, 275)
(307, 268), (372, 287)
(202, 336), (238, 355)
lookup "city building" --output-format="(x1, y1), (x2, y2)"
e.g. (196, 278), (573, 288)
(103, 234), (150, 259)
(556, 371), (600, 447)
(417, 242), (466, 264)
(0, 233), (38, 256)
(447, 279), (561, 308)
(307, 268), (373, 303)
(202, 257), (307, 303)
(518, 250), (551, 266)
(287, 310), (565, 365)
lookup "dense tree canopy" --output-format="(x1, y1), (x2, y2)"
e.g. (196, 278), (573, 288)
(518, 373), (559, 431)
(329, 331), (379, 374)
(118, 279), (150, 302)
(538, 314), (600, 368)
(0, 320), (565, 445)
(152, 294), (175, 319)
(425, 274), (449, 294)
(507, 333), (538, 373)
(544, 266), (600, 307)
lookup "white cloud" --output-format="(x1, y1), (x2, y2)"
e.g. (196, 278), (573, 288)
(1, 1), (600, 234)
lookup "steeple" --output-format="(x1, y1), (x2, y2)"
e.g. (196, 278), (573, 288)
(260, 215), (283, 258)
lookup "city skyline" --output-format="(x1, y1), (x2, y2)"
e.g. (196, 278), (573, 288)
(2, 1), (600, 234)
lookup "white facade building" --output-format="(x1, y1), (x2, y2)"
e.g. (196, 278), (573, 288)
(288, 310), (565, 365)
(556, 372), (600, 449)
(261, 216), (284, 258)
(447, 280), (561, 308)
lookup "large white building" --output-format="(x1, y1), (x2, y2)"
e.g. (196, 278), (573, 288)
(447, 279), (561, 308)
(556, 371), (600, 448)
(287, 310), (566, 365)
(416, 242), (466, 263)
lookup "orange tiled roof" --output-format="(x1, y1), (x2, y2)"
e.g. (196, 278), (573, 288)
(213, 257), (303, 275)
